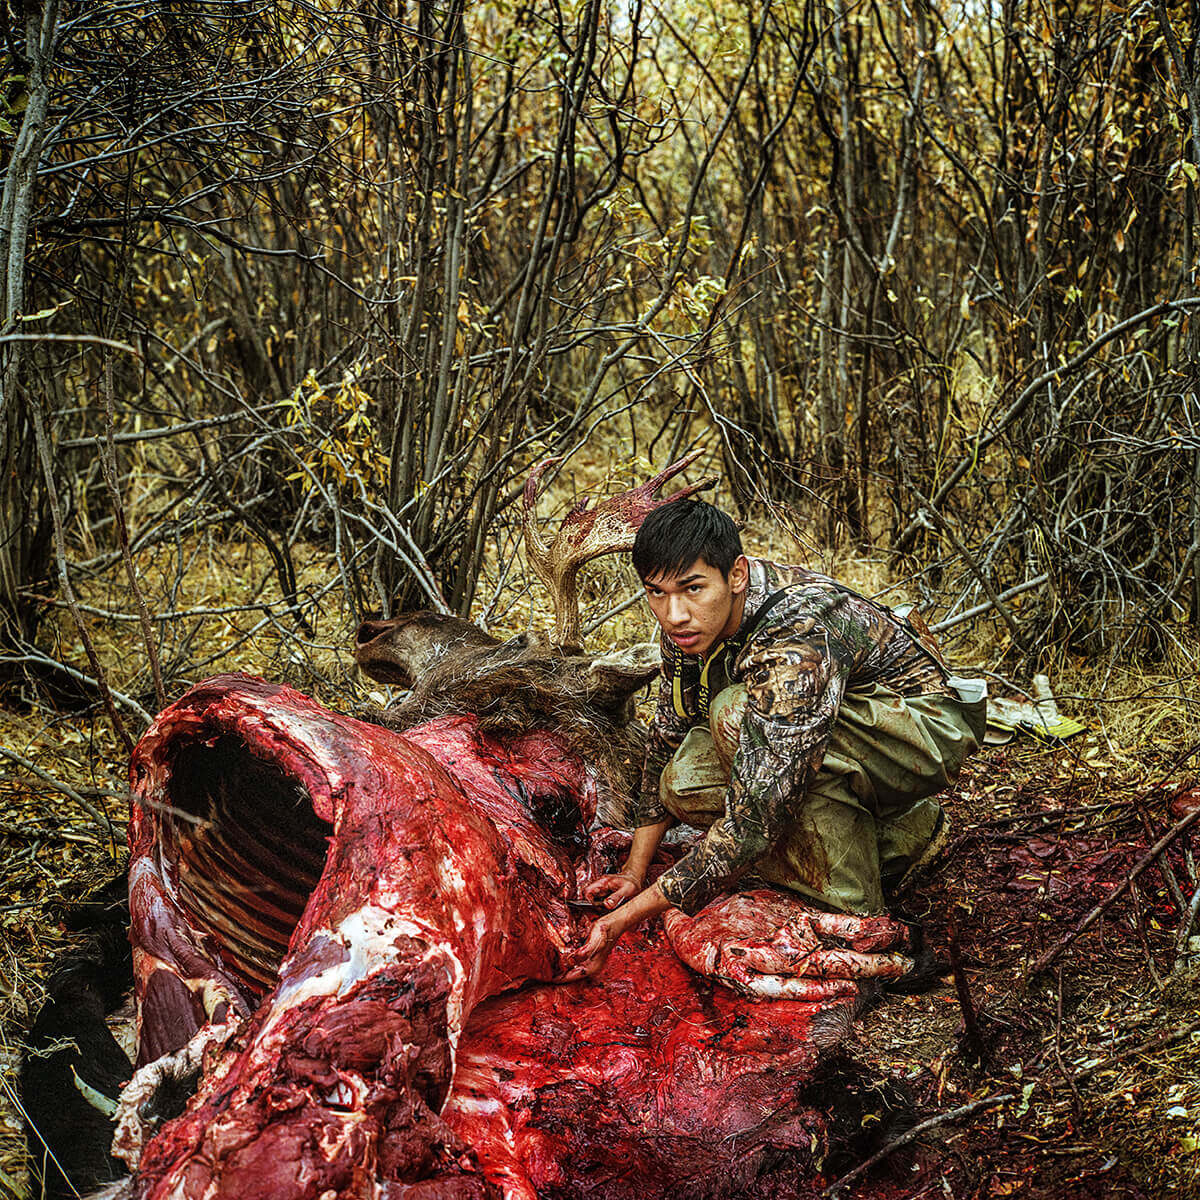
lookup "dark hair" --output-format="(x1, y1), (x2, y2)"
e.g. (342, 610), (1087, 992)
(632, 500), (742, 580)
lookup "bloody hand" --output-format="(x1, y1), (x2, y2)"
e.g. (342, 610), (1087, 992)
(561, 913), (622, 981)
(583, 872), (641, 909)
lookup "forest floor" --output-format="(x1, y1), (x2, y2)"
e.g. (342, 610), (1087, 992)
(838, 740), (1200, 1199)
(0, 534), (1198, 1198)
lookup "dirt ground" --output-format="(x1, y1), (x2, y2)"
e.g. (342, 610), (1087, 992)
(836, 742), (1200, 1199)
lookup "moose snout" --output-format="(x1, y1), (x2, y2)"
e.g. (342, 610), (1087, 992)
(355, 619), (393, 647)
(353, 616), (417, 686)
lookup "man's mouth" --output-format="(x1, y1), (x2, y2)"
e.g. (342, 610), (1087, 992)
(670, 631), (702, 650)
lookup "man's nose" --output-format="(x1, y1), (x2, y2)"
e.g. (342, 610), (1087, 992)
(666, 594), (689, 625)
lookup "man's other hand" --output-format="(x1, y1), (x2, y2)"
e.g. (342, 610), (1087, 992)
(584, 872), (641, 909)
(561, 913), (621, 981)
(560, 880), (673, 983)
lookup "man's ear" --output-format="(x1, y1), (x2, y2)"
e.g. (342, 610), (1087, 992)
(729, 554), (750, 596)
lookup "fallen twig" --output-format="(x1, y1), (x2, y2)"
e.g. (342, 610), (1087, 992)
(0, 820), (103, 845)
(949, 906), (989, 1067)
(0, 745), (124, 836)
(1128, 879), (1165, 990)
(1028, 808), (1200, 977)
(821, 1092), (1017, 1196)
(0, 650), (153, 723)
(1137, 809), (1186, 913)
(960, 800), (1137, 832)
(1174, 883), (1200, 972)
(0, 772), (125, 799)
(20, 594), (292, 623)
(1070, 1018), (1200, 1086)
(1053, 966), (1083, 1107)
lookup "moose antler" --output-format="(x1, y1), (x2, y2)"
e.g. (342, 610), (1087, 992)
(523, 451), (719, 646)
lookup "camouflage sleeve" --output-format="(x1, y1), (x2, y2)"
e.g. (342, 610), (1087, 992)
(630, 643), (690, 827)
(655, 626), (850, 915)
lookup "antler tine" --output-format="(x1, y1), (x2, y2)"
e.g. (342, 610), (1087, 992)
(522, 457), (564, 593)
(522, 456), (564, 511)
(523, 453), (719, 647)
(639, 448), (709, 498)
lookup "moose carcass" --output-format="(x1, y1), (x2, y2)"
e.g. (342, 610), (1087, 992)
(125, 676), (642, 1196)
(43, 455), (914, 1199)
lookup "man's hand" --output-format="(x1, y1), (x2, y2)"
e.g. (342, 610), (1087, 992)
(561, 912), (622, 981)
(560, 880), (673, 983)
(581, 817), (672, 911)
(584, 871), (641, 909)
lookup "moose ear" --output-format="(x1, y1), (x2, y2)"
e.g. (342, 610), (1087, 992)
(585, 643), (661, 708)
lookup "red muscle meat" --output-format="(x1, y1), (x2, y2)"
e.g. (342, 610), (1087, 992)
(663, 892), (912, 1001)
(128, 675), (595, 1197)
(442, 926), (848, 1200)
(123, 674), (889, 1199)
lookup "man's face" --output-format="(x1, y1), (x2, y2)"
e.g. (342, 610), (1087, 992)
(642, 555), (749, 658)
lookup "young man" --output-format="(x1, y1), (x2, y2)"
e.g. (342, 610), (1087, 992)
(564, 500), (986, 981)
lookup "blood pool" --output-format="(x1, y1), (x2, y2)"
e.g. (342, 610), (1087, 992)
(443, 926), (844, 1200)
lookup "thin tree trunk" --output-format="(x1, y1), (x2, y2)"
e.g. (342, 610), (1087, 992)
(0, 0), (61, 635)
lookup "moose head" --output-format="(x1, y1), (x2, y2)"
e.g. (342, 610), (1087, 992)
(352, 451), (717, 717)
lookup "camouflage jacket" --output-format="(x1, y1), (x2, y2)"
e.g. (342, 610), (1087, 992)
(637, 557), (952, 915)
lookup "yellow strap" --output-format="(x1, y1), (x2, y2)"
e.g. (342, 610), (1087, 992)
(698, 641), (727, 719)
(672, 640), (728, 720)
(672, 641), (687, 718)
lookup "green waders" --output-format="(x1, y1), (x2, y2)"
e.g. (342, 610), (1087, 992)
(659, 683), (986, 915)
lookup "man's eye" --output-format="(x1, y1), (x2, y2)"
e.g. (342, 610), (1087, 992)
(688, 585), (703, 593)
